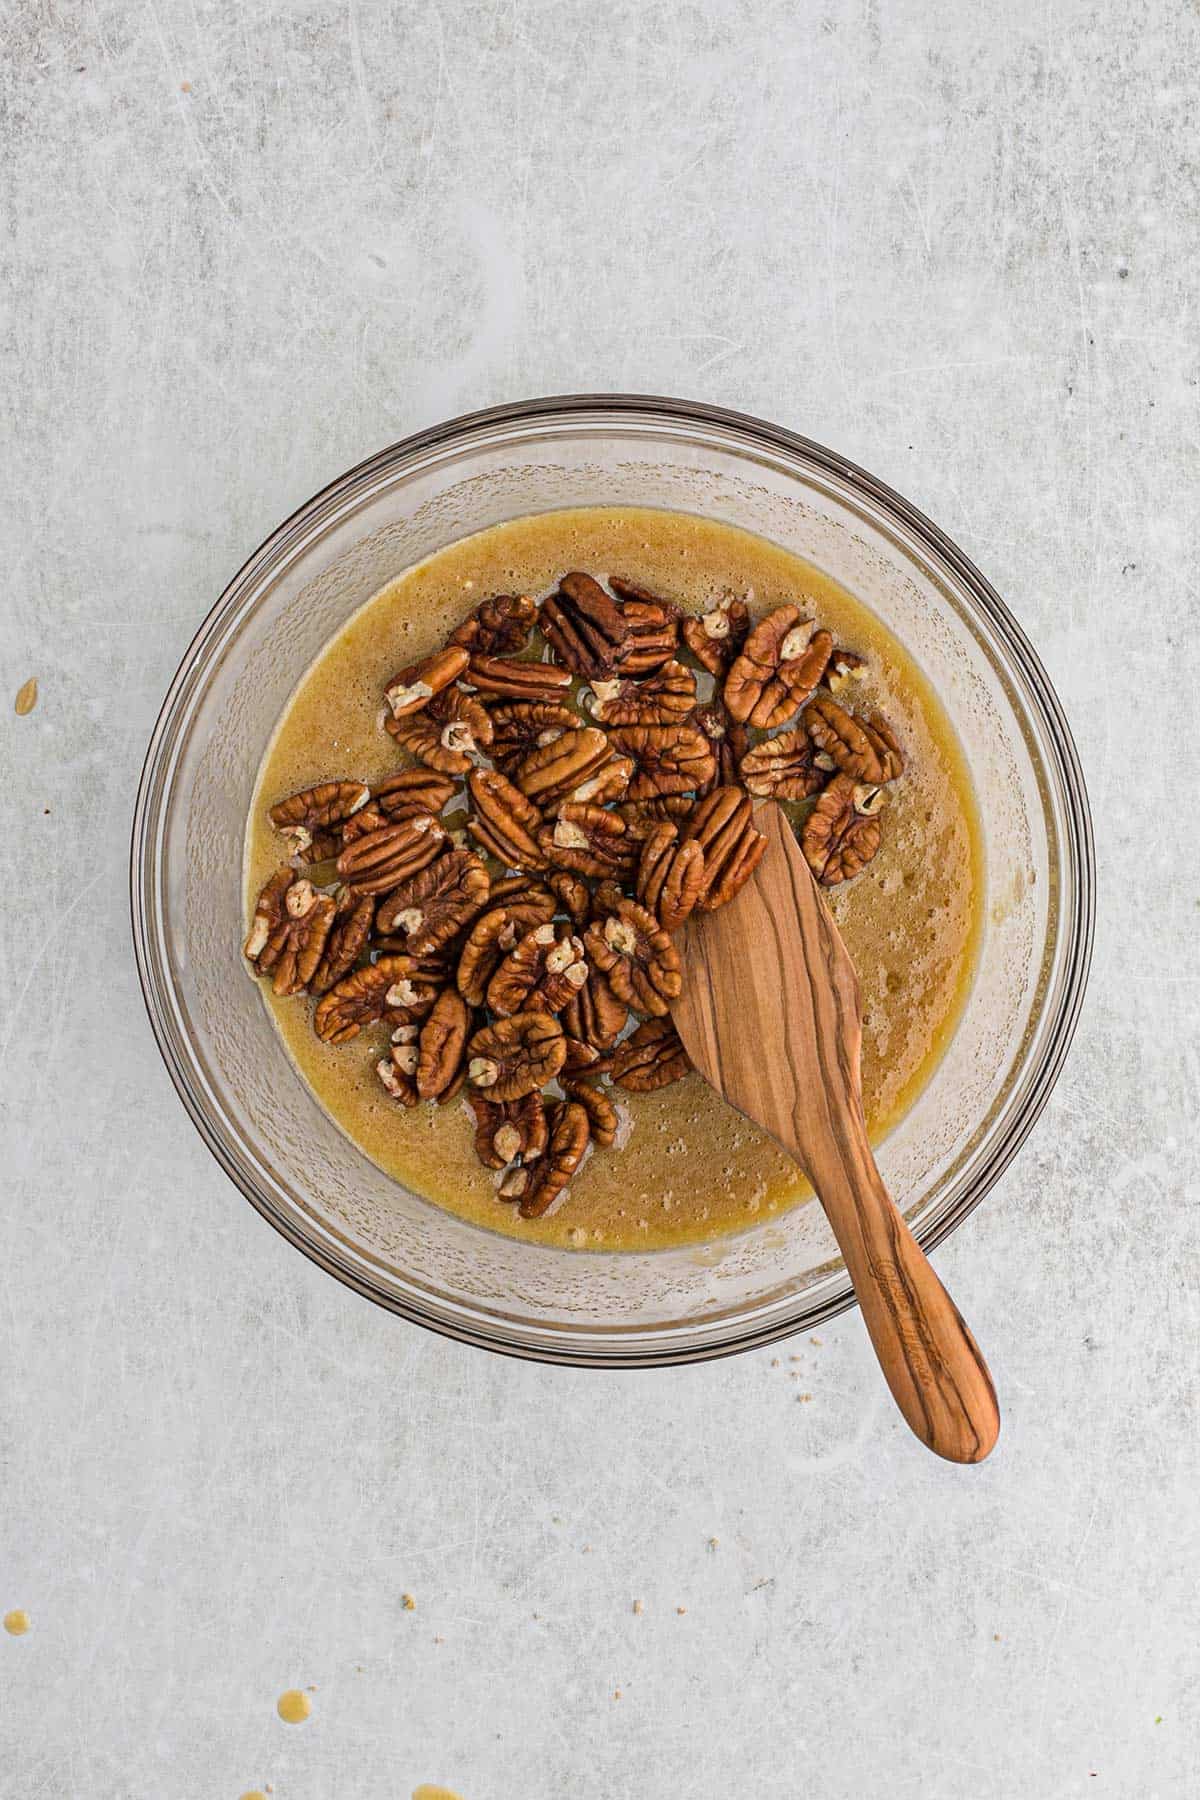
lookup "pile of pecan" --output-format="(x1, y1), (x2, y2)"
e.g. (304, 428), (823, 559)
(245, 575), (904, 1221)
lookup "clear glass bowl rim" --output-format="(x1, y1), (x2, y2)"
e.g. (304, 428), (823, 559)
(130, 392), (1095, 1365)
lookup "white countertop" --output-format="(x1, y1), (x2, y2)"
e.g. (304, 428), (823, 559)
(4, 3), (1195, 1795)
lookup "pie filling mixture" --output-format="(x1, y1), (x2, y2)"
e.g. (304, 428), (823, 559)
(244, 507), (981, 1250)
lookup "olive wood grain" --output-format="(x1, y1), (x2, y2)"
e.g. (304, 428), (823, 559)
(673, 803), (999, 1465)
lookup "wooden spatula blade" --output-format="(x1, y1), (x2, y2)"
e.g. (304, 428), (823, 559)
(673, 803), (999, 1465)
(675, 806), (866, 1171)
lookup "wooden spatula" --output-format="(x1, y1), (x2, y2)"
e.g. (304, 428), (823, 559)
(673, 803), (999, 1464)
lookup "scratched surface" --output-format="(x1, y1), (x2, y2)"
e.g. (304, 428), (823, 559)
(2, 2), (1197, 1796)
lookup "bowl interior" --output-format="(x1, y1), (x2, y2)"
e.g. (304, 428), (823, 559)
(134, 400), (1089, 1362)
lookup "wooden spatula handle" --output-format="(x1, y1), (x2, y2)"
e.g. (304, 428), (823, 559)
(799, 1122), (1000, 1465)
(672, 804), (999, 1464)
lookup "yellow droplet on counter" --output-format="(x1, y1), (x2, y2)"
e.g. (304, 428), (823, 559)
(3, 1610), (30, 1636)
(276, 1688), (312, 1724)
(14, 678), (37, 717)
(413, 1788), (465, 1800)
(402, 1592), (416, 1610)
(239, 1791), (267, 1799)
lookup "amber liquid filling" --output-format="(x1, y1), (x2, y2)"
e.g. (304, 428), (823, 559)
(245, 508), (982, 1250)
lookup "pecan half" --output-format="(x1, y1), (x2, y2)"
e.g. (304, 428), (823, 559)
(311, 887), (375, 995)
(385, 688), (493, 774)
(503, 1090), (549, 1162)
(466, 655), (572, 702)
(368, 940), (455, 983)
(466, 1088), (548, 1170)
(467, 1011), (567, 1101)
(268, 781), (371, 859)
(336, 815), (445, 895)
(313, 954), (439, 1043)
(680, 594), (750, 675)
(536, 803), (635, 880)
(288, 825), (345, 864)
(590, 878), (627, 920)
(416, 988), (471, 1100)
(608, 724), (715, 800)
(456, 906), (522, 1006)
(455, 894), (557, 1005)
(585, 899), (681, 1017)
(611, 1017), (691, 1092)
(562, 965), (628, 1053)
(487, 921), (589, 1016)
(372, 769), (456, 823)
(467, 767), (547, 870)
(547, 870), (591, 922)
(724, 607), (833, 730)
(617, 795), (697, 840)
(636, 822), (706, 932)
(487, 702), (581, 773)
(513, 725), (612, 808)
(805, 696), (904, 784)
(562, 1035), (612, 1077)
(683, 787), (768, 911)
(488, 874), (558, 912)
(565, 754), (634, 806)
(609, 577), (680, 673)
(516, 1100), (590, 1218)
(339, 805), (387, 851)
(801, 774), (885, 885)
(691, 704), (748, 790)
(245, 871), (336, 996)
(561, 1077), (620, 1150)
(587, 659), (696, 727)
(377, 1034), (420, 1107)
(266, 882), (333, 998)
(384, 644), (469, 718)
(376, 847), (490, 951)
(380, 956), (445, 1020)
(824, 647), (867, 692)
(448, 592), (538, 657)
(539, 572), (629, 677)
(244, 868), (296, 962)
(739, 727), (824, 799)
(441, 1063), (470, 1106)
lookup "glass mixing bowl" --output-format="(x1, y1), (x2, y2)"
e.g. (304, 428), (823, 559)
(130, 395), (1093, 1365)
